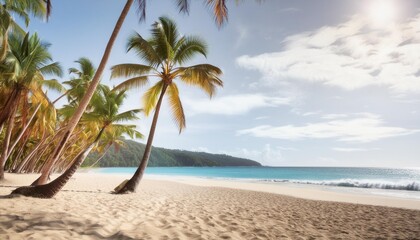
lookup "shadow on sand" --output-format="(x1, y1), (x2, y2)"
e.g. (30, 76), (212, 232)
(0, 212), (136, 239)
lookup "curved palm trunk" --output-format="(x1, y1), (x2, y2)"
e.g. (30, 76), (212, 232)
(0, 88), (20, 131)
(115, 84), (168, 194)
(11, 127), (105, 198)
(0, 94), (20, 180)
(52, 90), (69, 105)
(88, 144), (112, 168)
(32, 0), (134, 186)
(6, 103), (41, 160)
(13, 132), (46, 173)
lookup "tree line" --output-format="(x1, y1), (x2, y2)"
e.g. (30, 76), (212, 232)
(84, 140), (261, 167)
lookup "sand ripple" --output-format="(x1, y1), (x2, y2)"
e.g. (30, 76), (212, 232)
(1, 173), (419, 239)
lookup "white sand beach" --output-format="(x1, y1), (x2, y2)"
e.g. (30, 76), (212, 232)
(1, 173), (419, 239)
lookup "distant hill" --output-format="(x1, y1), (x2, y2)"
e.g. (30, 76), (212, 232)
(83, 140), (261, 167)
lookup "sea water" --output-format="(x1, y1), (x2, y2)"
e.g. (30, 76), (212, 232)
(92, 167), (420, 199)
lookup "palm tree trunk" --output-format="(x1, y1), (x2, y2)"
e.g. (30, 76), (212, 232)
(25, 141), (51, 173)
(8, 130), (32, 172)
(0, 100), (18, 180)
(115, 84), (169, 194)
(13, 133), (46, 173)
(0, 88), (19, 131)
(32, 0), (134, 186)
(88, 144), (112, 168)
(6, 103), (41, 160)
(52, 90), (69, 105)
(11, 127), (106, 198)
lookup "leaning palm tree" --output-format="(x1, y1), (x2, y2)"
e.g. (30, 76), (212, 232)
(31, 57), (103, 185)
(11, 85), (143, 198)
(111, 16), (223, 194)
(0, 0), (52, 130)
(36, 0), (236, 186)
(0, 32), (62, 180)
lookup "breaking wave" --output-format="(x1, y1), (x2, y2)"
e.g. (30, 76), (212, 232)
(263, 179), (420, 191)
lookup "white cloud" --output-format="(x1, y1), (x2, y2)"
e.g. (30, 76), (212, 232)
(237, 113), (419, 142)
(291, 109), (322, 117)
(321, 114), (349, 120)
(183, 94), (291, 115)
(236, 14), (420, 93)
(332, 147), (377, 152)
(255, 116), (269, 120)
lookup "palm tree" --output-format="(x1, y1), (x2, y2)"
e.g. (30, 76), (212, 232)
(36, 0), (238, 186)
(0, 0), (51, 58)
(65, 58), (98, 105)
(31, 57), (104, 185)
(0, 32), (62, 180)
(111, 16), (223, 194)
(0, 0), (52, 130)
(11, 85), (143, 198)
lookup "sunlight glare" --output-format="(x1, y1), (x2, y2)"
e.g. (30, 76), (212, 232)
(367, 0), (398, 28)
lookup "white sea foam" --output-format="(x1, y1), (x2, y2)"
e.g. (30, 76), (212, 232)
(263, 179), (420, 191)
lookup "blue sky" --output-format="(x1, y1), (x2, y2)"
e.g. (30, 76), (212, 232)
(27, 0), (420, 167)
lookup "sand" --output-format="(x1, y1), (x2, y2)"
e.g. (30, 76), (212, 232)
(0, 173), (419, 239)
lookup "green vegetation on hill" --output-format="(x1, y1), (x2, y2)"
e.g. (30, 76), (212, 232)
(83, 140), (261, 167)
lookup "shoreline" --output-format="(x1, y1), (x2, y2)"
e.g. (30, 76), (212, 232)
(1, 173), (419, 239)
(144, 174), (420, 210)
(2, 172), (420, 210)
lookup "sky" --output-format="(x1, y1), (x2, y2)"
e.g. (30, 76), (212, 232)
(25, 0), (420, 167)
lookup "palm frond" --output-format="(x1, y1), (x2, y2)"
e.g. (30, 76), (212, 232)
(112, 109), (142, 123)
(176, 0), (190, 14)
(177, 64), (223, 97)
(75, 57), (96, 78)
(136, 0), (147, 22)
(44, 0), (52, 19)
(7, 4), (30, 27)
(39, 62), (63, 77)
(110, 63), (155, 79)
(108, 124), (144, 139)
(114, 76), (149, 91)
(206, 0), (228, 27)
(167, 83), (186, 133)
(127, 32), (161, 67)
(174, 36), (207, 64)
(26, 0), (49, 20)
(150, 19), (172, 61)
(42, 78), (65, 92)
(157, 16), (179, 50)
(142, 81), (164, 116)
(7, 17), (26, 36)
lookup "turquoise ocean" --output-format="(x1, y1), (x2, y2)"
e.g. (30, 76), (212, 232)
(93, 167), (420, 194)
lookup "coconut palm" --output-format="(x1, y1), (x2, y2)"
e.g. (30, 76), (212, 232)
(37, 0), (238, 186)
(111, 16), (223, 194)
(0, 0), (50, 61)
(0, 0), (53, 131)
(12, 85), (143, 198)
(31, 57), (105, 185)
(0, 32), (62, 180)
(0, 0), (51, 61)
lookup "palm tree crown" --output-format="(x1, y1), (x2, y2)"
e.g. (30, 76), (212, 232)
(112, 16), (223, 133)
